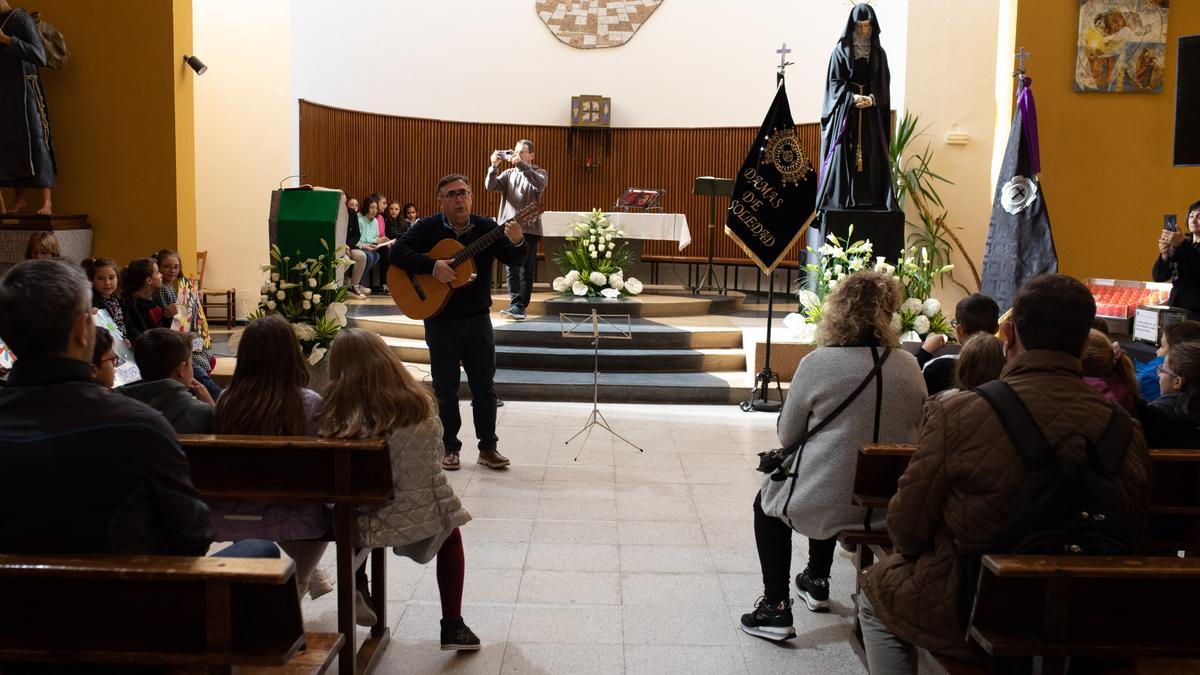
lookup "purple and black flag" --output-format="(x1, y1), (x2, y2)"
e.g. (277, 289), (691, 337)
(981, 76), (1057, 311)
(725, 83), (818, 274)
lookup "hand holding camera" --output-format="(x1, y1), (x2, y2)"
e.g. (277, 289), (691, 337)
(491, 150), (513, 168)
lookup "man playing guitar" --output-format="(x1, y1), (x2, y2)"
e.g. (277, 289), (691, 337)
(390, 174), (527, 471)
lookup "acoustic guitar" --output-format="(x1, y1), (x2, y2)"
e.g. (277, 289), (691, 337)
(387, 203), (544, 320)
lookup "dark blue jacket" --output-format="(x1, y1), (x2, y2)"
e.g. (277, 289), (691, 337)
(390, 214), (527, 320)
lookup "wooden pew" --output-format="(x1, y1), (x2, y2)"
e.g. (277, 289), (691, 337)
(840, 443), (1200, 660)
(0, 554), (342, 674)
(846, 444), (1200, 556)
(961, 554), (1200, 675)
(179, 434), (393, 675)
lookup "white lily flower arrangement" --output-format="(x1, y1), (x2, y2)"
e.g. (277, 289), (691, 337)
(250, 239), (354, 361)
(551, 209), (645, 297)
(787, 229), (954, 343)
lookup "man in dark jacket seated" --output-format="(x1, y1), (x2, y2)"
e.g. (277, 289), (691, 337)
(858, 274), (1151, 673)
(0, 259), (272, 559)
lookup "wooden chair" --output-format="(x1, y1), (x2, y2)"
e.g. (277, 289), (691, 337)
(179, 434), (394, 675)
(197, 250), (237, 329)
(0, 554), (342, 674)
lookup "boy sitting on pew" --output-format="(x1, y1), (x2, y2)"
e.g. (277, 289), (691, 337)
(118, 327), (215, 433)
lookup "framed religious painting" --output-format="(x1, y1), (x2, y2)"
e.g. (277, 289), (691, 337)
(1074, 0), (1170, 93)
(571, 95), (611, 127)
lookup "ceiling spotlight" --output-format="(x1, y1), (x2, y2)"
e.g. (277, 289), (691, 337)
(183, 55), (207, 75)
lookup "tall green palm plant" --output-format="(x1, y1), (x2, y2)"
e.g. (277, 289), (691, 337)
(889, 112), (980, 293)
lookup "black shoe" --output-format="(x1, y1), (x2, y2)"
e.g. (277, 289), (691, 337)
(440, 617), (481, 651)
(496, 398), (505, 407)
(739, 596), (796, 641)
(793, 569), (830, 612)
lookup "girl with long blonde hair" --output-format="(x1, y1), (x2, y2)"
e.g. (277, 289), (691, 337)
(320, 328), (478, 651)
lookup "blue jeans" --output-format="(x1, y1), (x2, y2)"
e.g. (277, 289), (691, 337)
(357, 249), (380, 286)
(213, 539), (280, 558)
(192, 364), (222, 399)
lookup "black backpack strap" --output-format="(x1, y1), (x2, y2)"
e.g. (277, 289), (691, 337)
(974, 380), (1054, 468)
(1090, 402), (1133, 476)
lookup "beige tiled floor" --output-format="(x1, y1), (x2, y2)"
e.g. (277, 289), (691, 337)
(301, 401), (866, 674)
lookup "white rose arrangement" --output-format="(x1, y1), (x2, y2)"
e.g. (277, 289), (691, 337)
(551, 209), (645, 298)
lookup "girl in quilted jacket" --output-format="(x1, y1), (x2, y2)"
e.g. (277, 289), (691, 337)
(319, 328), (478, 651)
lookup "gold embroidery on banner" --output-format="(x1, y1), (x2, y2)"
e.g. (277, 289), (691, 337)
(762, 129), (812, 186)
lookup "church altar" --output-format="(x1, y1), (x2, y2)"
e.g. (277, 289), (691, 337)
(541, 211), (691, 250)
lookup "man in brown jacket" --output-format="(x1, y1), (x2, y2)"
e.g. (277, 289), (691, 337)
(859, 274), (1151, 673)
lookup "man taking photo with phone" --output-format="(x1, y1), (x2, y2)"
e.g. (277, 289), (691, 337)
(486, 139), (547, 321)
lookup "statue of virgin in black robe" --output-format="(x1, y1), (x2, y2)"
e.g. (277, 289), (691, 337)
(0, 4), (57, 213)
(815, 3), (896, 213)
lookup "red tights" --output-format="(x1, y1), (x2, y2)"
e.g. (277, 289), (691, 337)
(436, 527), (465, 620)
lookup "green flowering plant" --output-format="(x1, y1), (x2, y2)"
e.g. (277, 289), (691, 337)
(250, 240), (355, 363)
(551, 209), (645, 297)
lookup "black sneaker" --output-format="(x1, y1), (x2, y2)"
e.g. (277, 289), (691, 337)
(440, 617), (481, 651)
(508, 306), (526, 320)
(793, 569), (830, 612)
(739, 596), (796, 641)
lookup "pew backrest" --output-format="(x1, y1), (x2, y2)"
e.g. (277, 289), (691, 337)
(0, 554), (305, 668)
(969, 554), (1200, 659)
(178, 434), (393, 505)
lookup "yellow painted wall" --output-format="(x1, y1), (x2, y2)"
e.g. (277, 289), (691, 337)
(903, 0), (1004, 314)
(193, 0), (292, 318)
(1015, 1), (1200, 282)
(23, 0), (195, 267)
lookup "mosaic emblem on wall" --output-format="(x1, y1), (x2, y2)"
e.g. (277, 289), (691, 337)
(536, 1), (663, 50)
(1074, 0), (1169, 93)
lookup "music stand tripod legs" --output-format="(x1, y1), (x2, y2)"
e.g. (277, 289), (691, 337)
(692, 176), (734, 295)
(560, 311), (643, 460)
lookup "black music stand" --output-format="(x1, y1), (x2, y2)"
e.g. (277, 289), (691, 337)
(692, 177), (735, 295)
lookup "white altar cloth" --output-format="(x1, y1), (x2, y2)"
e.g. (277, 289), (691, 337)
(541, 211), (691, 250)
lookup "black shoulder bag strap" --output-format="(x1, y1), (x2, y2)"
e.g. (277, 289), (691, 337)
(862, 344), (887, 530)
(771, 347), (892, 481)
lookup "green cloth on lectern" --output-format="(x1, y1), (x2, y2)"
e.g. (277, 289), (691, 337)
(276, 191), (342, 262)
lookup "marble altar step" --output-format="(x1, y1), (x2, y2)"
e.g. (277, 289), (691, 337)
(380, 336), (746, 373)
(349, 314), (745, 350)
(350, 286), (744, 319)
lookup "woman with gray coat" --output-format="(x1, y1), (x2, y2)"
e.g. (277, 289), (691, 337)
(741, 271), (926, 642)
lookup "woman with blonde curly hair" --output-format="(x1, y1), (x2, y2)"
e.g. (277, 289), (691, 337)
(741, 271), (927, 642)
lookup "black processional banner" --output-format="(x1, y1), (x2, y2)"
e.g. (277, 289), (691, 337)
(980, 76), (1057, 311)
(725, 83), (818, 275)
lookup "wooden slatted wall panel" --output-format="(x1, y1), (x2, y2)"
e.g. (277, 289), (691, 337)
(299, 100), (825, 264)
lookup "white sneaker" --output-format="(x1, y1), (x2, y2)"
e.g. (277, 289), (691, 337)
(307, 568), (335, 600)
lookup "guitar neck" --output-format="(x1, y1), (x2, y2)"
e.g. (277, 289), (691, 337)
(448, 204), (541, 269)
(450, 225), (506, 268)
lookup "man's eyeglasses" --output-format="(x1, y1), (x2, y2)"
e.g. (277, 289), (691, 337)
(1157, 363), (1178, 377)
(100, 354), (120, 367)
(440, 189), (471, 201)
